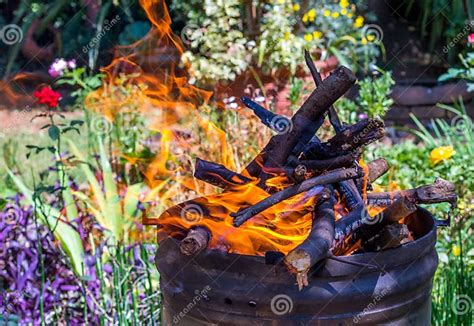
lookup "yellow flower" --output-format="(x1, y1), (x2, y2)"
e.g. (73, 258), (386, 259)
(452, 245), (461, 257)
(308, 8), (316, 18)
(332, 12), (340, 18)
(324, 9), (331, 17)
(304, 33), (313, 42)
(340, 0), (349, 8)
(341, 8), (348, 15)
(284, 31), (291, 40)
(354, 15), (364, 28)
(302, 13), (308, 23)
(309, 16), (315, 22)
(367, 34), (375, 42)
(313, 30), (323, 39)
(347, 12), (354, 18)
(429, 146), (456, 165)
(361, 37), (367, 45)
(292, 3), (300, 11)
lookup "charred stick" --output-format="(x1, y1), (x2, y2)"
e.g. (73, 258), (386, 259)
(179, 226), (212, 256)
(288, 150), (361, 181)
(284, 187), (336, 290)
(245, 65), (356, 180)
(304, 50), (343, 133)
(194, 158), (253, 189)
(332, 197), (417, 255)
(293, 58), (366, 211)
(231, 167), (362, 227)
(304, 118), (385, 159)
(367, 158), (389, 183)
(240, 96), (290, 133)
(356, 158), (389, 192)
(366, 177), (457, 207)
(361, 224), (411, 252)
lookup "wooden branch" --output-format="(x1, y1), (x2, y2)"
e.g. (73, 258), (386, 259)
(240, 96), (290, 133)
(304, 50), (343, 133)
(362, 224), (411, 252)
(194, 158), (252, 189)
(304, 118), (386, 159)
(288, 150), (361, 181)
(244, 65), (356, 180)
(231, 167), (362, 227)
(179, 226), (212, 256)
(284, 187), (336, 290)
(366, 178), (457, 207)
(332, 197), (417, 255)
(367, 158), (389, 183)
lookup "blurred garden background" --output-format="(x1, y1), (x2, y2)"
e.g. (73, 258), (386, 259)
(0, 0), (473, 324)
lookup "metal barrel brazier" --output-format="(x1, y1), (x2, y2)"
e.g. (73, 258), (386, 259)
(155, 208), (438, 325)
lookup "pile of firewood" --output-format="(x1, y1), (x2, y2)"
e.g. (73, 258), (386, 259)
(171, 52), (457, 289)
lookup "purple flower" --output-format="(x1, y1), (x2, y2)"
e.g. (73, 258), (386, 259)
(48, 58), (77, 78)
(358, 113), (368, 120)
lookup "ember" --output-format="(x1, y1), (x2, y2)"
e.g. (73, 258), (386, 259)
(148, 51), (458, 290)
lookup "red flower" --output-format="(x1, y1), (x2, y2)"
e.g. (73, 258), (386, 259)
(34, 86), (61, 108)
(468, 33), (474, 44)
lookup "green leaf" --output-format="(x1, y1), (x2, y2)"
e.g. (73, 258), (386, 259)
(48, 125), (60, 141)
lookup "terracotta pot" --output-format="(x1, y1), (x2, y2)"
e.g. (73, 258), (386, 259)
(21, 20), (61, 62)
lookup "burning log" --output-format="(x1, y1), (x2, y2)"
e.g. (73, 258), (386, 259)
(179, 226), (212, 256)
(284, 187), (336, 290)
(362, 224), (412, 252)
(240, 96), (290, 134)
(194, 158), (252, 189)
(304, 50), (343, 134)
(304, 118), (386, 159)
(332, 197), (417, 255)
(231, 167), (362, 227)
(366, 177), (457, 207)
(288, 150), (361, 181)
(245, 65), (357, 180)
(367, 158), (389, 183)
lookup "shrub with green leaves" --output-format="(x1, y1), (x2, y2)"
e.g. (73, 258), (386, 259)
(181, 0), (255, 86)
(335, 69), (395, 123)
(439, 52), (474, 91)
